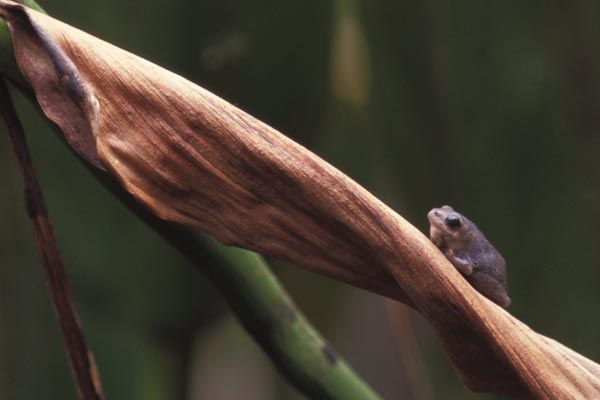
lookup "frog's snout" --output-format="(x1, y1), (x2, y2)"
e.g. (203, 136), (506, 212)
(427, 208), (439, 221)
(428, 205), (455, 222)
(428, 207), (444, 221)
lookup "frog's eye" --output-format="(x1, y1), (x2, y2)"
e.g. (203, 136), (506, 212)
(445, 214), (462, 228)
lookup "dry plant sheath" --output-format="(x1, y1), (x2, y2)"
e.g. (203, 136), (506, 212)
(0, 78), (103, 399)
(1, 2), (600, 398)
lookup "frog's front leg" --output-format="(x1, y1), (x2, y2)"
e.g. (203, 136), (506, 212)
(444, 252), (474, 276)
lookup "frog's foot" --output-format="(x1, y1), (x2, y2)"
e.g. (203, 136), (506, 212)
(446, 253), (474, 276)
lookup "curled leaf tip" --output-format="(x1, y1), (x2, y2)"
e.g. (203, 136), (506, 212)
(0, 1), (102, 169)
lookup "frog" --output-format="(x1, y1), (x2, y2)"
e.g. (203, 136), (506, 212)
(427, 205), (511, 308)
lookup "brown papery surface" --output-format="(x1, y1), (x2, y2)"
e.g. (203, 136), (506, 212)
(2, 2), (599, 398)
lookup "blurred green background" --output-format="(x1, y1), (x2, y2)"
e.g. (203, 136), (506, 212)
(1, 0), (600, 399)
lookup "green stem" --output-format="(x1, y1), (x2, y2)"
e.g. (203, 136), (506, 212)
(135, 203), (381, 400)
(0, 2), (382, 398)
(206, 244), (380, 399)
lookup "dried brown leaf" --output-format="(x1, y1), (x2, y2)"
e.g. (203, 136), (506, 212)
(2, 3), (599, 398)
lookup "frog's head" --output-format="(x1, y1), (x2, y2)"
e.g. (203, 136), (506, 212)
(427, 205), (471, 249)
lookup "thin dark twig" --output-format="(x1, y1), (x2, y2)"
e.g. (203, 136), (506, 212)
(0, 78), (104, 400)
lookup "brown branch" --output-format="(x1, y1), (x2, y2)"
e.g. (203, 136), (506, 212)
(0, 78), (103, 400)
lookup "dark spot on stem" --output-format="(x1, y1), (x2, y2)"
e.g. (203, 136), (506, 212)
(322, 344), (338, 366)
(24, 185), (47, 217)
(281, 302), (297, 322)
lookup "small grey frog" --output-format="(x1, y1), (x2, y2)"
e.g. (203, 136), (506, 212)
(427, 205), (511, 308)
